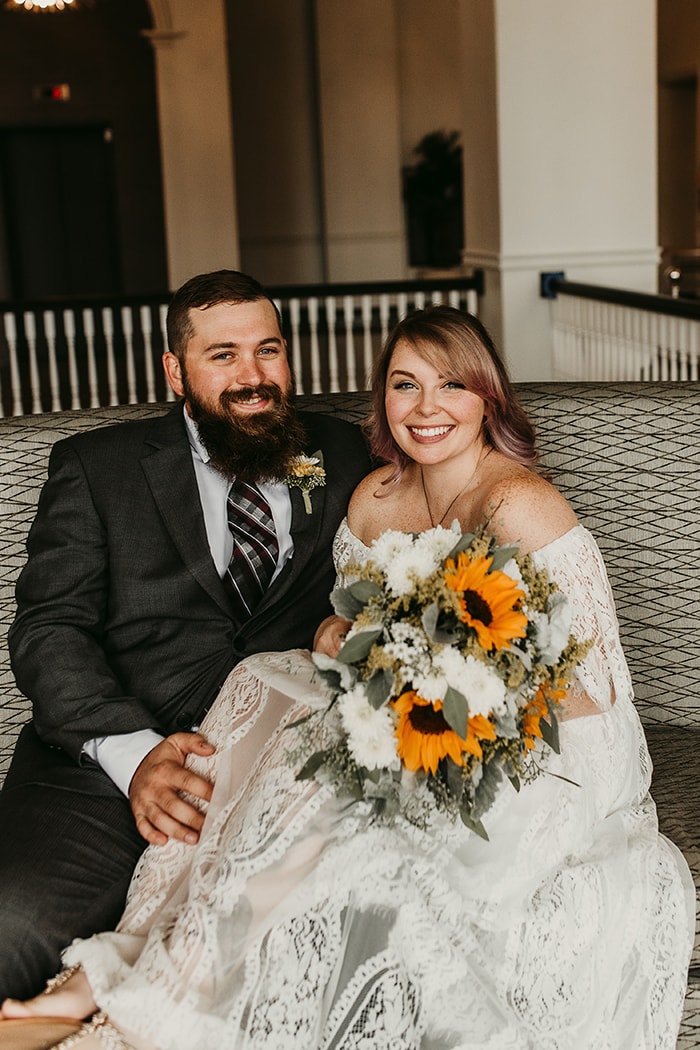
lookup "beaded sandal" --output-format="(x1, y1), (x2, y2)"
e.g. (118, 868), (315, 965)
(0, 1013), (129, 1050)
(0, 966), (130, 1049)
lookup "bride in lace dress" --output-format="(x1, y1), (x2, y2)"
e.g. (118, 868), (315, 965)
(1, 307), (694, 1050)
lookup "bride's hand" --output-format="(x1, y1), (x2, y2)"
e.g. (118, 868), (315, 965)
(313, 615), (351, 658)
(128, 733), (215, 847)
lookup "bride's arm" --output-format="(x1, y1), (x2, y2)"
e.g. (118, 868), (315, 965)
(531, 529), (632, 720)
(481, 474), (624, 720)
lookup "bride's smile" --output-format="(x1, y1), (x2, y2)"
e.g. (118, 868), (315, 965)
(384, 340), (486, 469)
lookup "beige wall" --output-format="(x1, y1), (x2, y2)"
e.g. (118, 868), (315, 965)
(148, 0), (659, 379)
(397, 0), (463, 167)
(147, 0), (240, 288)
(228, 0), (464, 284)
(314, 0), (405, 280)
(227, 0), (325, 284)
(459, 0), (658, 379)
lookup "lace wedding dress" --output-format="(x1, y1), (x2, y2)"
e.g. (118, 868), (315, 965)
(64, 523), (695, 1050)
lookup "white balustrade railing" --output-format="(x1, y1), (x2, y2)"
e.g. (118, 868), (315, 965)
(0, 277), (481, 416)
(549, 281), (700, 382)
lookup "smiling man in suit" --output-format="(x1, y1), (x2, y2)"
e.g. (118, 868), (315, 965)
(0, 270), (370, 999)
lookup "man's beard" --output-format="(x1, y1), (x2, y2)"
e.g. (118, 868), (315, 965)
(184, 378), (307, 484)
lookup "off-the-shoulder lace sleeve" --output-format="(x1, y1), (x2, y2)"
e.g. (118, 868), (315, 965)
(332, 517), (370, 587)
(531, 525), (633, 712)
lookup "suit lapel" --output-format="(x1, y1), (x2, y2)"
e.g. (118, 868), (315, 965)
(138, 408), (333, 627)
(140, 409), (232, 617)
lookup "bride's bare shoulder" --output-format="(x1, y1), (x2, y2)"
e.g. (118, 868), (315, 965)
(348, 465), (401, 539)
(479, 465), (577, 553)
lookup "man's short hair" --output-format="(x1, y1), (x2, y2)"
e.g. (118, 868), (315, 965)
(166, 269), (282, 361)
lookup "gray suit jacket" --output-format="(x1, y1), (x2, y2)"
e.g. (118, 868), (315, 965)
(9, 404), (370, 766)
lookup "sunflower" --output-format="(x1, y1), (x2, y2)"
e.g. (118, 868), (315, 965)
(521, 682), (566, 749)
(393, 690), (497, 774)
(444, 552), (528, 651)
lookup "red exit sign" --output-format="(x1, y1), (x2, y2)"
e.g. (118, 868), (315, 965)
(34, 83), (71, 101)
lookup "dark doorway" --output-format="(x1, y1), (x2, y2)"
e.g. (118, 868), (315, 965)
(0, 125), (121, 300)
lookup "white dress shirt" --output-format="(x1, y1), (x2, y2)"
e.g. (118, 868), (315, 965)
(83, 406), (294, 796)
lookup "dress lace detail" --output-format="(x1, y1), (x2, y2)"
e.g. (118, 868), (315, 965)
(64, 522), (695, 1050)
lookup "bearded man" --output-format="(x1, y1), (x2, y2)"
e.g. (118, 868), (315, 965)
(0, 270), (370, 1000)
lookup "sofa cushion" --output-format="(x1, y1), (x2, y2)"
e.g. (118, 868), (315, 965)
(516, 383), (700, 732)
(1, 383), (699, 767)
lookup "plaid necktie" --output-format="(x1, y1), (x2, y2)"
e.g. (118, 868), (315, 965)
(225, 480), (279, 618)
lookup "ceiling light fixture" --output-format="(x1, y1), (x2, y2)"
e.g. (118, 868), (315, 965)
(7, 0), (77, 9)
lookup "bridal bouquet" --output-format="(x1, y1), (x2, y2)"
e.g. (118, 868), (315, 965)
(298, 526), (589, 838)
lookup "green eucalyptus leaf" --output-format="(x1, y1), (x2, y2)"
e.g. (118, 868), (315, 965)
(459, 807), (490, 841)
(505, 644), (532, 670)
(337, 627), (383, 665)
(330, 588), (364, 620)
(349, 579), (383, 602)
(365, 668), (393, 710)
(296, 750), (328, 781)
(312, 652), (358, 693)
(471, 760), (503, 820)
(539, 714), (560, 754)
(489, 545), (520, 573)
(330, 579), (382, 619)
(445, 756), (465, 800)
(446, 532), (478, 563)
(443, 686), (469, 738)
(422, 602), (459, 645)
(493, 710), (519, 739)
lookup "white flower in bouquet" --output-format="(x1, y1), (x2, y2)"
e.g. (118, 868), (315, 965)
(383, 622), (432, 685)
(413, 649), (507, 717)
(338, 685), (400, 771)
(372, 525), (458, 597)
(532, 592), (572, 665)
(455, 654), (508, 717)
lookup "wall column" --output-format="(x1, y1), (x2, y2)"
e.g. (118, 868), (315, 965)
(144, 0), (239, 289)
(314, 0), (406, 281)
(457, 0), (658, 380)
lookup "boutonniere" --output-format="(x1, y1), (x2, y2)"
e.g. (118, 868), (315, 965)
(285, 451), (326, 514)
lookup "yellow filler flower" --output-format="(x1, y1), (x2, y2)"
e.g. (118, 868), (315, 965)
(444, 553), (528, 651)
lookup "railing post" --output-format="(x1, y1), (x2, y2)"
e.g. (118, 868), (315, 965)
(23, 312), (43, 415)
(63, 309), (82, 409)
(2, 312), (23, 417)
(140, 305), (157, 403)
(343, 296), (356, 393)
(43, 310), (62, 413)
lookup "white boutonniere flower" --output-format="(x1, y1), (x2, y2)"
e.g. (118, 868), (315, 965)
(285, 451), (326, 514)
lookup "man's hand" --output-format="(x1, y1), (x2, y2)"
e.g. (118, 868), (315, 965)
(313, 615), (352, 658)
(128, 733), (215, 847)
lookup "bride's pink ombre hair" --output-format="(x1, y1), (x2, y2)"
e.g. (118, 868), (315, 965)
(366, 306), (538, 482)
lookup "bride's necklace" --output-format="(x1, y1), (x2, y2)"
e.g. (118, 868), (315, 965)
(419, 447), (492, 528)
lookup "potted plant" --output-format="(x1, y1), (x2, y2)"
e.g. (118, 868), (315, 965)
(402, 129), (464, 269)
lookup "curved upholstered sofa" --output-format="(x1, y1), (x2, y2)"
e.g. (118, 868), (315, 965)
(1, 382), (698, 1042)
